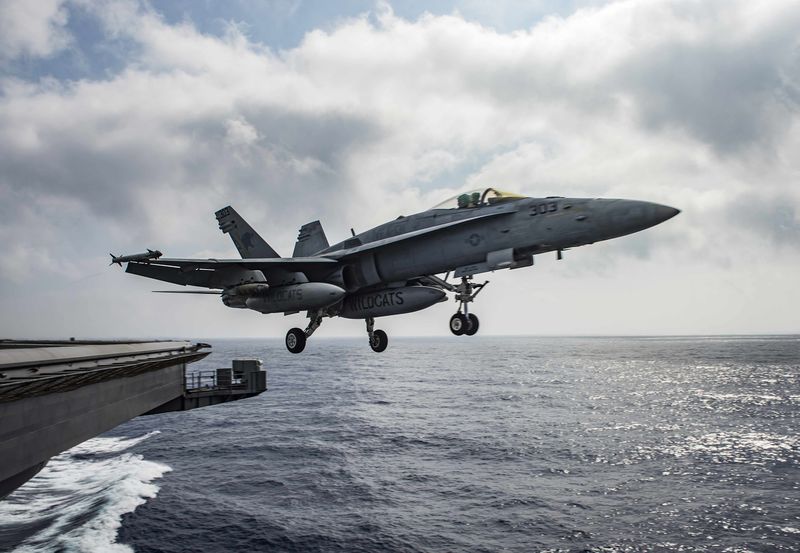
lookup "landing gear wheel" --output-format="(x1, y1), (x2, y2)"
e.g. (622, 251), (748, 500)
(285, 328), (306, 354)
(370, 329), (388, 352)
(465, 314), (479, 336)
(450, 313), (468, 336)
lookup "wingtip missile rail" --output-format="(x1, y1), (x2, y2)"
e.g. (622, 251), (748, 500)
(109, 249), (163, 266)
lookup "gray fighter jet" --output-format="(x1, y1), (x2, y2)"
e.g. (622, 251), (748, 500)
(117, 188), (679, 353)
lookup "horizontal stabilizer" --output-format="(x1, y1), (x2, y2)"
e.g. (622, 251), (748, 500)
(215, 205), (280, 259)
(293, 220), (329, 257)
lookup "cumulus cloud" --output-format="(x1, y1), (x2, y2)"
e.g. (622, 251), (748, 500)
(0, 0), (72, 60)
(1, 0), (799, 336)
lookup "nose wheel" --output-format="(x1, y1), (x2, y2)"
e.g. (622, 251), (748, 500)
(448, 276), (485, 336)
(449, 313), (479, 336)
(465, 313), (479, 335)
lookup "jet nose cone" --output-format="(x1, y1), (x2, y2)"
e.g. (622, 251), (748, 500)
(597, 199), (680, 239)
(652, 203), (680, 224)
(635, 201), (680, 231)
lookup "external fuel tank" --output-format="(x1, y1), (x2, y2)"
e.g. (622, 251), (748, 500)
(245, 283), (345, 314)
(338, 286), (446, 319)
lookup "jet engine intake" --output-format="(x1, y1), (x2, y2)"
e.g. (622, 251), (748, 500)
(341, 255), (382, 292)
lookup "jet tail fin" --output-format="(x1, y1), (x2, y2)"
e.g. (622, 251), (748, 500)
(215, 206), (280, 259)
(293, 220), (329, 257)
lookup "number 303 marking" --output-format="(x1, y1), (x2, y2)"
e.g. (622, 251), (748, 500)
(531, 202), (558, 215)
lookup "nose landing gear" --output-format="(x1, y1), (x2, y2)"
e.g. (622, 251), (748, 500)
(449, 313), (469, 335)
(465, 313), (479, 335)
(449, 312), (480, 336)
(449, 276), (486, 336)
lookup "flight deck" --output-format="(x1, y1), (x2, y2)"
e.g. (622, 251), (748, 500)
(0, 339), (267, 499)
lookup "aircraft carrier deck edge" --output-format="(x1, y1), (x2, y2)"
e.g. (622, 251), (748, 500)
(0, 339), (267, 499)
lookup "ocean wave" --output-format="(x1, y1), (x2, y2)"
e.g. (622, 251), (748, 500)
(661, 431), (799, 465)
(0, 432), (169, 553)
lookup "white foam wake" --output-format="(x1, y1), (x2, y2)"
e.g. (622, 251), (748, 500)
(0, 431), (170, 553)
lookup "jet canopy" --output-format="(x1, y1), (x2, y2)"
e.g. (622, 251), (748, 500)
(431, 188), (528, 210)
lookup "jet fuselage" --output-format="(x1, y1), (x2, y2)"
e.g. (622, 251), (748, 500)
(322, 197), (678, 290)
(119, 190), (679, 352)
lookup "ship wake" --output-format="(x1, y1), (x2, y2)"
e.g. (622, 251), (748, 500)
(0, 432), (169, 553)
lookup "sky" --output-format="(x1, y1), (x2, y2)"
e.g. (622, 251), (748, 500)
(0, 0), (798, 340)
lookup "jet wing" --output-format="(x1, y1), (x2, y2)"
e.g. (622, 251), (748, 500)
(331, 209), (517, 259)
(137, 257), (337, 271)
(126, 257), (338, 288)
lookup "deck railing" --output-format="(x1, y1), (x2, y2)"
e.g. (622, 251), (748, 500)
(185, 369), (243, 391)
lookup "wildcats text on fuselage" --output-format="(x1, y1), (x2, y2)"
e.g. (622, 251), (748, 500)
(339, 286), (446, 319)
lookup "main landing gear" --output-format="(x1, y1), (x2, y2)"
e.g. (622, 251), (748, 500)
(366, 317), (388, 352)
(449, 276), (486, 337)
(285, 311), (323, 354)
(285, 313), (389, 353)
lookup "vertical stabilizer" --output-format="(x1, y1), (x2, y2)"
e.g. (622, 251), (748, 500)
(293, 221), (329, 257)
(215, 206), (280, 259)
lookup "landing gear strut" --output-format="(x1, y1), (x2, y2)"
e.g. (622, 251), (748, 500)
(449, 276), (486, 337)
(366, 317), (388, 352)
(285, 311), (323, 354)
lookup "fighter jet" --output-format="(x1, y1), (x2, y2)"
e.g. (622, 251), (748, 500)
(115, 188), (679, 353)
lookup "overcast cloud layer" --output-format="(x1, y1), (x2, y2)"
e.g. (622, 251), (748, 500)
(1, 0), (798, 339)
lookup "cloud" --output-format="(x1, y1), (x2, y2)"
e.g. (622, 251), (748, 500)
(722, 193), (800, 249)
(0, 0), (72, 61)
(621, 35), (800, 154)
(1, 0), (799, 336)
(224, 117), (259, 148)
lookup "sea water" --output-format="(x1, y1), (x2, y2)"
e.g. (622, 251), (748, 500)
(1, 336), (798, 552)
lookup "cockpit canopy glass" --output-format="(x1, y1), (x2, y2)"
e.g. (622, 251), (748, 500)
(431, 188), (528, 210)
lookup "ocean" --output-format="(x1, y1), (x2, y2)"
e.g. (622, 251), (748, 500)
(1, 336), (798, 552)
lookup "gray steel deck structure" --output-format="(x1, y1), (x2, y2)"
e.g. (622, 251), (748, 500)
(0, 340), (266, 499)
